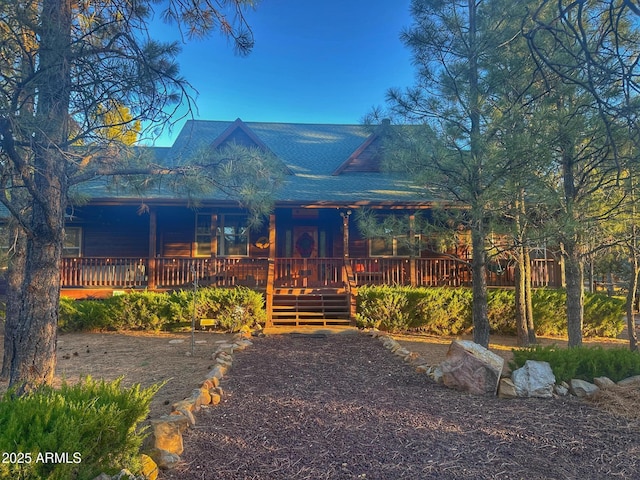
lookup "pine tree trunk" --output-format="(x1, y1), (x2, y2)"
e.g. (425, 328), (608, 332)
(471, 220), (490, 348)
(7, 232), (62, 390)
(5, 0), (71, 391)
(626, 261), (639, 352)
(0, 225), (26, 381)
(564, 244), (584, 348)
(523, 246), (536, 344)
(514, 246), (529, 346)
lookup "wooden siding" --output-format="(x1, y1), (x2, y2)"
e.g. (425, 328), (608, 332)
(72, 206), (149, 257)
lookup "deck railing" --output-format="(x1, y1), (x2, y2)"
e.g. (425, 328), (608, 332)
(273, 257), (344, 288)
(61, 257), (148, 288)
(152, 257), (269, 288)
(349, 258), (411, 286)
(59, 255), (560, 290)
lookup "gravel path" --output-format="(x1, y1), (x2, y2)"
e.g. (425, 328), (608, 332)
(162, 333), (640, 480)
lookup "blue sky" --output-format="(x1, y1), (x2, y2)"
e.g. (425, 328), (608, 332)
(148, 1), (415, 146)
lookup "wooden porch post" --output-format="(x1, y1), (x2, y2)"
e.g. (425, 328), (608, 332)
(211, 213), (218, 257)
(409, 214), (417, 287)
(341, 210), (351, 258)
(341, 209), (358, 324)
(148, 209), (157, 289)
(266, 213), (276, 327)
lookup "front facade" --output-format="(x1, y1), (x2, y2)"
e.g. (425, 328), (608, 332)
(53, 119), (560, 325)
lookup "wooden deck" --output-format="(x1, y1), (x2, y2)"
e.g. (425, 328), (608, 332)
(57, 256), (562, 327)
(60, 256), (560, 294)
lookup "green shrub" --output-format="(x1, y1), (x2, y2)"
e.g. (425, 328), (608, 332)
(110, 291), (174, 331)
(531, 289), (569, 336)
(59, 287), (266, 333)
(583, 293), (625, 337)
(487, 289), (517, 335)
(58, 297), (115, 332)
(0, 377), (159, 480)
(510, 345), (640, 383)
(356, 286), (409, 332)
(356, 285), (473, 334)
(532, 289), (625, 337)
(356, 286), (624, 337)
(410, 287), (472, 335)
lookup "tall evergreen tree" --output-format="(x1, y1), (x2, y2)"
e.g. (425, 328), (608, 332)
(523, 0), (637, 347)
(0, 0), (282, 391)
(373, 0), (535, 347)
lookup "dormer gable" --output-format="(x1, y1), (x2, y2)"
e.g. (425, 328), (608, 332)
(332, 121), (389, 175)
(211, 118), (292, 174)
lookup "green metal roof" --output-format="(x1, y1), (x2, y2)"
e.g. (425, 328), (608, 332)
(2, 120), (432, 218)
(162, 120), (428, 205)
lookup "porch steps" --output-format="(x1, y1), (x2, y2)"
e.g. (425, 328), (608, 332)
(271, 289), (351, 327)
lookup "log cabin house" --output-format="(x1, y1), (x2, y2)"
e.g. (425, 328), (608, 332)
(8, 119), (562, 326)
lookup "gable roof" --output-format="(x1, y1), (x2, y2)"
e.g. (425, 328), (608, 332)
(68, 120), (430, 208)
(331, 128), (384, 175)
(165, 119), (426, 204)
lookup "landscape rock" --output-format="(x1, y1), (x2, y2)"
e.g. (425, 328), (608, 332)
(554, 384), (569, 396)
(92, 474), (112, 480)
(151, 449), (181, 470)
(394, 348), (411, 357)
(498, 378), (518, 399)
(440, 340), (504, 396)
(207, 365), (227, 380)
(404, 352), (423, 364)
(140, 454), (159, 480)
(171, 408), (195, 426)
(215, 343), (235, 353)
(215, 357), (233, 367)
(431, 365), (443, 384)
(113, 469), (138, 480)
(382, 339), (401, 352)
(511, 360), (555, 398)
(593, 376), (615, 389)
(171, 399), (195, 413)
(617, 375), (640, 386)
(150, 415), (189, 455)
(191, 387), (211, 407)
(570, 379), (599, 398)
(415, 364), (430, 374)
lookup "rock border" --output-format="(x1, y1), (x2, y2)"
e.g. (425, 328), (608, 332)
(360, 328), (640, 400)
(148, 333), (254, 471)
(92, 332), (254, 480)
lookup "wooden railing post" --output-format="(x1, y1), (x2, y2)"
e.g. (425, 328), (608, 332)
(265, 214), (277, 326)
(147, 209), (157, 289)
(343, 260), (357, 325)
(266, 260), (275, 327)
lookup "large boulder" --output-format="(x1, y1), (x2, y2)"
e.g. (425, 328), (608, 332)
(440, 340), (504, 396)
(511, 360), (556, 398)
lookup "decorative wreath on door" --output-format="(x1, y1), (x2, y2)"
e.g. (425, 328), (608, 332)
(295, 232), (315, 258)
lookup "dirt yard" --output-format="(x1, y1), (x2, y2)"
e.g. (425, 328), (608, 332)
(0, 329), (236, 419)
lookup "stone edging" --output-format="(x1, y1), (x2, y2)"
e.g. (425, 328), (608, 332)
(144, 333), (254, 476)
(361, 328), (640, 399)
